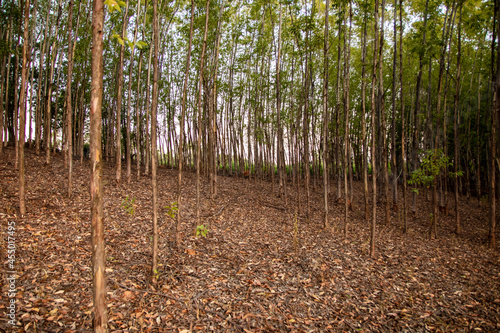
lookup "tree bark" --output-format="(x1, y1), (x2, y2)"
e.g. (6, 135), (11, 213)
(196, 0), (210, 226)
(322, 0), (330, 229)
(176, 0), (195, 247)
(115, 0), (129, 184)
(90, 0), (108, 330)
(151, 0), (159, 284)
(18, 0), (30, 216)
(370, 0), (380, 258)
(66, 0), (75, 198)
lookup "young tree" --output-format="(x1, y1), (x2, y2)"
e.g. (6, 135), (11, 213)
(90, 0), (108, 329)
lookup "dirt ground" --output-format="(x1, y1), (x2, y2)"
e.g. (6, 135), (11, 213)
(1, 146), (499, 332)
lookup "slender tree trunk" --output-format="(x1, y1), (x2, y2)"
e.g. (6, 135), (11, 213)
(379, 0), (390, 225)
(151, 0), (159, 284)
(370, 0), (380, 258)
(412, 0), (430, 214)
(145, 36), (152, 176)
(322, 0), (330, 229)
(176, 0), (195, 247)
(399, 0), (407, 233)
(196, 0), (210, 226)
(391, 0), (398, 210)
(477, 75), (482, 204)
(361, 8), (369, 221)
(18, 0), (30, 216)
(454, 3), (462, 234)
(90, 0), (107, 330)
(45, 0), (62, 165)
(343, 1), (352, 235)
(66, 0), (75, 198)
(277, 3), (285, 202)
(125, 0), (140, 184)
(489, 0), (499, 248)
(116, 0), (129, 184)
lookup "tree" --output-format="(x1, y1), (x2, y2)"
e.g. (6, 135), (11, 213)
(90, 0), (107, 329)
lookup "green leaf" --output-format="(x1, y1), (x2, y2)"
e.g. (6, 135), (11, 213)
(117, 37), (124, 46)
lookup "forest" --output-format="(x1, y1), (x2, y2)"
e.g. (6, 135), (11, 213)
(1, 0), (500, 331)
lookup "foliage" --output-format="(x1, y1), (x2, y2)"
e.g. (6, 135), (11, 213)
(121, 195), (136, 215)
(196, 224), (209, 238)
(164, 201), (178, 219)
(408, 149), (451, 194)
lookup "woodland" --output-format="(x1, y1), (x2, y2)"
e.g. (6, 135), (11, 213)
(0, 0), (500, 331)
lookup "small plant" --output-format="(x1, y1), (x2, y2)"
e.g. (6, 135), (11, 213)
(121, 196), (136, 215)
(408, 149), (451, 193)
(196, 224), (209, 238)
(164, 201), (178, 219)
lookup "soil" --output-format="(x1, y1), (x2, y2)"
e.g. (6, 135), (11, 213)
(1, 146), (499, 332)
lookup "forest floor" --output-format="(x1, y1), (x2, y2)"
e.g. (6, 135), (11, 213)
(1, 146), (499, 332)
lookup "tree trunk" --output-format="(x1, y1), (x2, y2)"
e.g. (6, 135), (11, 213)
(151, 0), (159, 284)
(176, 0), (195, 248)
(125, 0), (140, 184)
(391, 0), (398, 211)
(115, 0), (129, 184)
(361, 8), (369, 221)
(454, 3), (462, 235)
(399, 0), (407, 233)
(322, 0), (330, 229)
(66, 0), (75, 198)
(90, 0), (108, 329)
(18, 0), (30, 216)
(196, 0), (210, 226)
(370, 0), (380, 258)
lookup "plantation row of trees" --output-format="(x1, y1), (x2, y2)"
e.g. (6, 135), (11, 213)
(2, 0), (499, 330)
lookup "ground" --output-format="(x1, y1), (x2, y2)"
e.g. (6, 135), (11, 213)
(1, 146), (499, 332)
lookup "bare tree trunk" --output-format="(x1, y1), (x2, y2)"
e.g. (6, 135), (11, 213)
(391, 0), (398, 211)
(115, 0), (129, 184)
(18, 0), (30, 216)
(176, 0), (195, 248)
(277, 3), (285, 202)
(370, 0), (380, 258)
(322, 0), (330, 229)
(489, 0), (499, 248)
(453, 3), (462, 234)
(343, 1), (352, 235)
(66, 0), (75, 198)
(361, 9), (369, 221)
(90, 0), (108, 330)
(125, 0), (140, 184)
(196, 0), (210, 226)
(144, 35), (152, 176)
(378, 0), (390, 226)
(151, 0), (159, 284)
(399, 0), (407, 233)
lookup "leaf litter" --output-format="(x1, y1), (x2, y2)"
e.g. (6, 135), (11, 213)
(0, 146), (499, 332)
